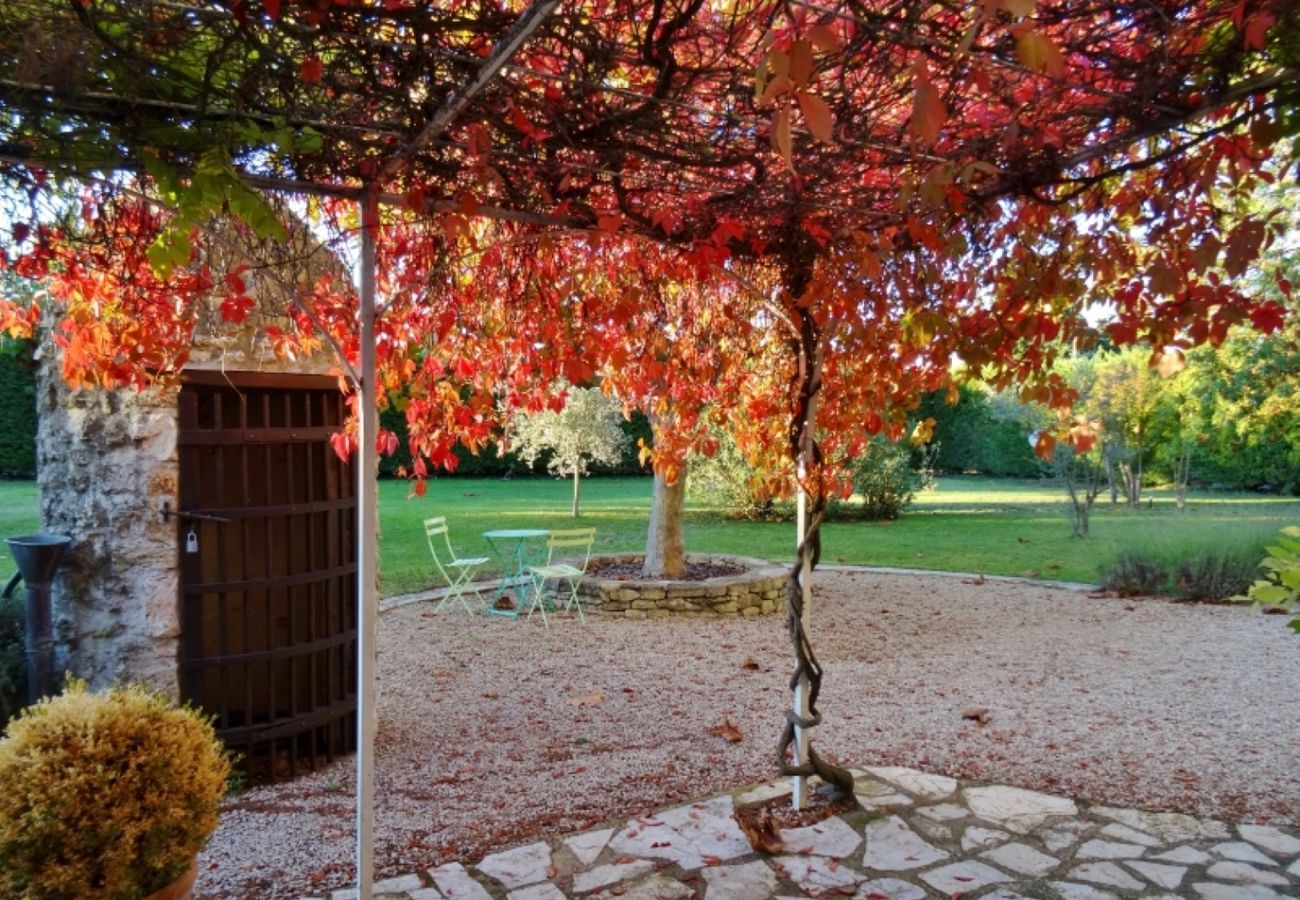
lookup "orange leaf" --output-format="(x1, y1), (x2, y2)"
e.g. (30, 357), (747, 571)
(708, 716), (744, 743)
(910, 64), (945, 147)
(759, 74), (793, 106)
(1033, 430), (1056, 459)
(796, 92), (835, 144)
(1016, 29), (1065, 76)
(789, 39), (814, 87)
(807, 24), (840, 52)
(771, 105), (793, 169)
(568, 691), (604, 707)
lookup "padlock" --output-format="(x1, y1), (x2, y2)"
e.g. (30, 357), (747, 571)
(185, 528), (199, 554)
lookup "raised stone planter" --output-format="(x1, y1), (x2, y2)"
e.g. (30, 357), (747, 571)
(577, 554), (789, 618)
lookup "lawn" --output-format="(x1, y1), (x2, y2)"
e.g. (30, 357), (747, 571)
(3, 475), (1297, 597)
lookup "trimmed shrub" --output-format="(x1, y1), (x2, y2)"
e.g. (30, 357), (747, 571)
(0, 679), (231, 899)
(0, 590), (23, 732)
(1174, 551), (1260, 602)
(838, 439), (935, 521)
(1101, 553), (1170, 596)
(688, 436), (777, 519)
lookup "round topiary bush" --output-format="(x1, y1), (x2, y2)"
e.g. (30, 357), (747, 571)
(0, 678), (231, 899)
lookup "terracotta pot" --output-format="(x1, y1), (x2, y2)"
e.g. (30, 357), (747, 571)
(142, 859), (198, 900)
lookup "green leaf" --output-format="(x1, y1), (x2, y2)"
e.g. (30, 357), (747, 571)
(1249, 583), (1290, 605)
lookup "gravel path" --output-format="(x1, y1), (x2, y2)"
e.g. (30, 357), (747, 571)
(196, 570), (1300, 898)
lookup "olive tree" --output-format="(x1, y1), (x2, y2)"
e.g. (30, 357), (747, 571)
(510, 387), (629, 518)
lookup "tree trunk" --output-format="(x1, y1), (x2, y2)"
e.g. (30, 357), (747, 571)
(571, 469), (581, 518)
(642, 471), (686, 578)
(1175, 446), (1190, 512)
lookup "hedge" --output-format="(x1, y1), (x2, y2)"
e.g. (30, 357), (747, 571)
(0, 340), (36, 479)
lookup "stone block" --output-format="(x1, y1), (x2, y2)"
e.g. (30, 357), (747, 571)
(741, 606), (761, 617)
(624, 610), (647, 619)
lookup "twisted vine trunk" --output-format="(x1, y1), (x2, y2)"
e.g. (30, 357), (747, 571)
(775, 256), (854, 808)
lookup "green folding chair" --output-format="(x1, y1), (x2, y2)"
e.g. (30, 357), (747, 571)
(526, 528), (596, 626)
(424, 517), (490, 614)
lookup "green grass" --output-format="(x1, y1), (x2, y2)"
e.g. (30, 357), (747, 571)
(0, 480), (41, 575)
(3, 476), (1298, 597)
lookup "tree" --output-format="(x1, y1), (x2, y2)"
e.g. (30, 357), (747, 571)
(1054, 435), (1106, 537)
(509, 386), (629, 518)
(1082, 349), (1166, 507)
(1, 0), (1297, 816)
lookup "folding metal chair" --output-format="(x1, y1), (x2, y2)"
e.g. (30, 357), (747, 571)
(424, 517), (489, 614)
(526, 528), (596, 626)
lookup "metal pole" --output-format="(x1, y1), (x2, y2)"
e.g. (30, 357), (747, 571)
(355, 192), (380, 900)
(793, 471), (811, 810)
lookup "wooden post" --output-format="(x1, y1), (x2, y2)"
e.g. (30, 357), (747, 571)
(355, 192), (379, 900)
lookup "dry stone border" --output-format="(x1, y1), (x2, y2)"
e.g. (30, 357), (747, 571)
(304, 766), (1300, 899)
(576, 553), (789, 618)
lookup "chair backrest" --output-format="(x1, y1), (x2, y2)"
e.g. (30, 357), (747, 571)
(545, 528), (596, 571)
(423, 517), (456, 578)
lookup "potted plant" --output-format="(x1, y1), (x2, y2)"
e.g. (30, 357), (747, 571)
(0, 677), (231, 899)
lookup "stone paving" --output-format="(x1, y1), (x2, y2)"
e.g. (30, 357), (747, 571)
(305, 767), (1300, 899)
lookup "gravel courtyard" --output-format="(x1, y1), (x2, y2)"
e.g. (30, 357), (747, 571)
(196, 569), (1300, 898)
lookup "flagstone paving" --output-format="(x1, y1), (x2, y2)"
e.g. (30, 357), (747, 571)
(304, 767), (1300, 899)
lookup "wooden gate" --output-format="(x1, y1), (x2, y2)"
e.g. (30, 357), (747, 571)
(177, 371), (357, 783)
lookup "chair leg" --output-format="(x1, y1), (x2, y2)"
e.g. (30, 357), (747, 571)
(526, 576), (550, 627)
(454, 577), (478, 615)
(564, 580), (586, 623)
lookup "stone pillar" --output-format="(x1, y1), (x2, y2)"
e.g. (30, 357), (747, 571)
(36, 372), (182, 695)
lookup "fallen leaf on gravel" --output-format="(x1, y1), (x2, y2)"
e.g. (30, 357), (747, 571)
(962, 707), (991, 726)
(962, 574), (986, 585)
(708, 716), (744, 743)
(434, 668), (454, 678)
(568, 691), (604, 707)
(741, 657), (760, 671)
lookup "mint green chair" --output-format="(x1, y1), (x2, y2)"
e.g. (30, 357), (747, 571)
(527, 528), (596, 626)
(424, 517), (489, 614)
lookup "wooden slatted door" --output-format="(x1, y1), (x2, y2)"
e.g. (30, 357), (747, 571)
(178, 371), (357, 783)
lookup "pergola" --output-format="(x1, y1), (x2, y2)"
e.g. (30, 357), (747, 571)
(1, 1), (1296, 895)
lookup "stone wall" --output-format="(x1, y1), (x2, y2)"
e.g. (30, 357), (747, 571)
(578, 554), (789, 618)
(35, 305), (334, 696)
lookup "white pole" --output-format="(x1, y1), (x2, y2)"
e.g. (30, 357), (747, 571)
(355, 193), (379, 900)
(792, 470), (811, 811)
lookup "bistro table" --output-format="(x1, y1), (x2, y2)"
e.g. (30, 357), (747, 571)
(481, 528), (549, 617)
